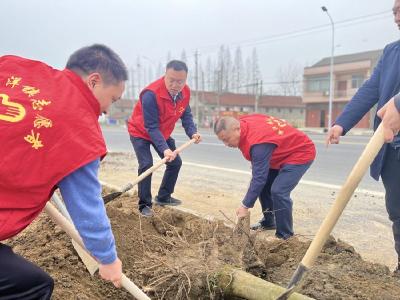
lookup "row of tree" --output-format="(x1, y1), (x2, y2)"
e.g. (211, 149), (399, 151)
(124, 46), (302, 99)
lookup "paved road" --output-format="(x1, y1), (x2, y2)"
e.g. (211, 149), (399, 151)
(101, 125), (384, 193)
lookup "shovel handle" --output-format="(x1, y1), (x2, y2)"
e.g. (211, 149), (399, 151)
(132, 138), (196, 186)
(44, 202), (151, 300)
(301, 123), (385, 268)
(51, 193), (72, 221)
(106, 138), (197, 199)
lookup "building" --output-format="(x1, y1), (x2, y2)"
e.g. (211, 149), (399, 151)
(198, 91), (305, 128)
(302, 49), (383, 128)
(106, 92), (305, 128)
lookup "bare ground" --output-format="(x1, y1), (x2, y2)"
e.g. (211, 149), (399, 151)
(100, 152), (396, 268)
(4, 152), (400, 299)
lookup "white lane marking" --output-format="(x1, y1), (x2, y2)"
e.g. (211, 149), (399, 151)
(102, 127), (368, 146)
(174, 139), (366, 147)
(312, 139), (367, 146)
(182, 161), (385, 197)
(174, 139), (224, 146)
(174, 138), (367, 147)
(173, 132), (216, 138)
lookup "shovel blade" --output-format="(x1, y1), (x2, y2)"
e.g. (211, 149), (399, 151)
(276, 263), (308, 300)
(276, 286), (296, 300)
(103, 192), (122, 204)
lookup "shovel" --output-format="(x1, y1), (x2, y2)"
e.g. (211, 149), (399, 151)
(103, 138), (196, 203)
(44, 201), (151, 300)
(276, 123), (385, 300)
(51, 193), (99, 275)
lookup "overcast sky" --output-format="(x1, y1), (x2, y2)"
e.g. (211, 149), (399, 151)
(1, 0), (399, 87)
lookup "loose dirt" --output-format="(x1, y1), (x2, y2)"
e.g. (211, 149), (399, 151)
(4, 152), (400, 299)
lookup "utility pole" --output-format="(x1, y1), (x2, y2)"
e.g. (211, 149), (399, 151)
(254, 80), (262, 113)
(322, 6), (335, 129)
(136, 61), (141, 92)
(130, 67), (135, 100)
(216, 70), (220, 115)
(258, 80), (263, 113)
(194, 50), (200, 125)
(215, 63), (224, 118)
(201, 70), (206, 123)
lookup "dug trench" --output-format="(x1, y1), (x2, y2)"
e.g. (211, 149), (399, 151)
(5, 187), (400, 300)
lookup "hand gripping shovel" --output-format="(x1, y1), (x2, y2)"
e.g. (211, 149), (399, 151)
(277, 123), (385, 300)
(103, 138), (196, 204)
(44, 201), (151, 300)
(51, 193), (98, 275)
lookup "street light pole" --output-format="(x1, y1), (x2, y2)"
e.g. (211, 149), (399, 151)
(322, 6), (335, 129)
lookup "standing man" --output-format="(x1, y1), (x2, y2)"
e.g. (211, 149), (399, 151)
(326, 0), (400, 273)
(214, 115), (315, 239)
(0, 44), (128, 298)
(128, 60), (201, 217)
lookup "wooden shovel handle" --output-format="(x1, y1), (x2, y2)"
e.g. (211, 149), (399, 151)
(44, 202), (151, 300)
(301, 124), (385, 268)
(118, 137), (197, 192)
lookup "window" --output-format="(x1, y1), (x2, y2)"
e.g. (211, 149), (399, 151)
(351, 74), (364, 89)
(306, 76), (330, 92)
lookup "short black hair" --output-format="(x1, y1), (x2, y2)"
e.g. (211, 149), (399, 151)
(166, 60), (188, 73)
(66, 44), (128, 85)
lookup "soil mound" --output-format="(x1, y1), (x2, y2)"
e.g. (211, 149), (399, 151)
(5, 189), (400, 299)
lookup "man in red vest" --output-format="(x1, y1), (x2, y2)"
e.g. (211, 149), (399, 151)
(214, 114), (315, 239)
(0, 44), (127, 298)
(128, 60), (201, 217)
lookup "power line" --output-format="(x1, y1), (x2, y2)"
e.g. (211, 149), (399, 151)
(238, 15), (391, 48)
(142, 9), (393, 80)
(187, 10), (392, 55)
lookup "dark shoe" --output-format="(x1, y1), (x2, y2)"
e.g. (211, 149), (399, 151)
(154, 196), (182, 206)
(139, 206), (153, 217)
(250, 221), (276, 231)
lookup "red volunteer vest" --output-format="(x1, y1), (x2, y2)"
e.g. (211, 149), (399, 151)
(238, 114), (316, 169)
(127, 77), (190, 140)
(0, 55), (107, 240)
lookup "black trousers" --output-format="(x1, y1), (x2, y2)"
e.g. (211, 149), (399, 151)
(0, 244), (53, 299)
(130, 136), (182, 210)
(381, 146), (400, 261)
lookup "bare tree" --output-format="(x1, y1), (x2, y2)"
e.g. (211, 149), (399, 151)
(276, 61), (303, 96)
(148, 65), (154, 83)
(205, 56), (213, 91)
(217, 45), (225, 91)
(136, 56), (142, 91)
(233, 46), (244, 93)
(251, 48), (262, 94)
(224, 46), (232, 91)
(157, 62), (164, 78)
(245, 56), (252, 94)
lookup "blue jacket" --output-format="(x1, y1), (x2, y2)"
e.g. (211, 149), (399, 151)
(335, 40), (400, 181)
